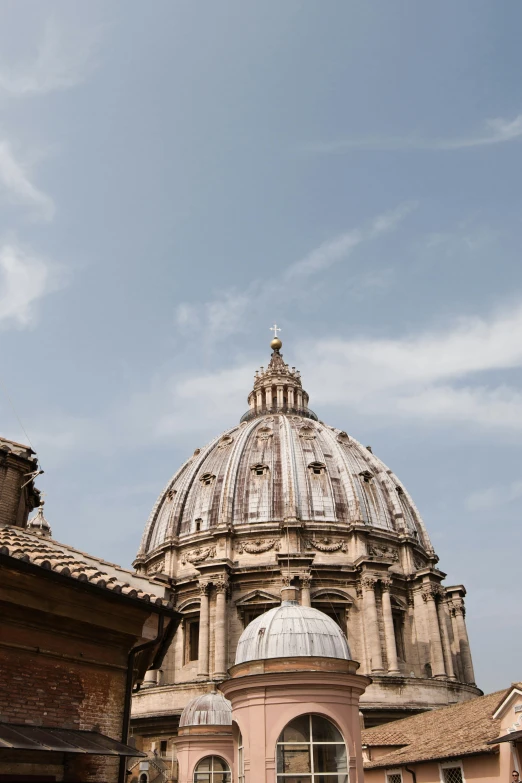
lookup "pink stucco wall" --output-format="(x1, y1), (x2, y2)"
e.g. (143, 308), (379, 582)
(221, 656), (370, 783)
(174, 727), (234, 783)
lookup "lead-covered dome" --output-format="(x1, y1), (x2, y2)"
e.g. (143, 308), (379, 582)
(138, 339), (432, 557)
(235, 599), (352, 664)
(179, 690), (232, 727)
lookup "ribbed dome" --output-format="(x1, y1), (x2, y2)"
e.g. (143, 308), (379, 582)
(179, 690), (232, 727)
(139, 416), (431, 556)
(235, 600), (352, 664)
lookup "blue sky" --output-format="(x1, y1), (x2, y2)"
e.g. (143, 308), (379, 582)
(1, 1), (521, 693)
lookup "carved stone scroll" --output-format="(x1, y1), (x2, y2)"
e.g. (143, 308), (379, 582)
(147, 558), (165, 575)
(368, 544), (399, 562)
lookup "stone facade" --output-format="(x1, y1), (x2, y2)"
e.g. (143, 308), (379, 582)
(131, 341), (481, 770)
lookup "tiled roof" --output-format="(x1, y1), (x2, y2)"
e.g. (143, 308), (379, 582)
(362, 689), (506, 768)
(0, 525), (174, 609)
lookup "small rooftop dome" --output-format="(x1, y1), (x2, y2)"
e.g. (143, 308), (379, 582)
(179, 690), (232, 727)
(235, 600), (352, 665)
(27, 504), (52, 538)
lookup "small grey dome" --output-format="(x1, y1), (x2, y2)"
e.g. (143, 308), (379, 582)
(179, 690), (232, 727)
(235, 600), (351, 664)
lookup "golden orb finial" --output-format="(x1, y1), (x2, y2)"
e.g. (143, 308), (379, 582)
(269, 323), (282, 351)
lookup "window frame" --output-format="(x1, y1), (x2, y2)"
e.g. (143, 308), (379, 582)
(386, 770), (403, 783)
(183, 613), (200, 664)
(439, 760), (466, 783)
(193, 755), (231, 783)
(275, 713), (348, 782)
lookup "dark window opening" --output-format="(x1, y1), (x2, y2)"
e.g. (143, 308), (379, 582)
(309, 461), (326, 476)
(251, 463), (268, 477)
(243, 606), (274, 628)
(313, 605), (347, 636)
(424, 662), (432, 678)
(200, 473), (215, 486)
(160, 740), (167, 756)
(185, 617), (200, 663)
(393, 612), (405, 660)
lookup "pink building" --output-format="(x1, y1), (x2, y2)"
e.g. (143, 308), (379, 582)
(176, 585), (370, 783)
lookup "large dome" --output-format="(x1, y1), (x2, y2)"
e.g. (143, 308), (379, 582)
(235, 598), (352, 664)
(139, 402), (431, 557)
(132, 336), (481, 748)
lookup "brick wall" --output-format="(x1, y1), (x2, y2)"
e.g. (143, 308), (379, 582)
(0, 645), (127, 782)
(0, 449), (39, 527)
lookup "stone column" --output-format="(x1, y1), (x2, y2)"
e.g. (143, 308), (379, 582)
(213, 576), (228, 679)
(452, 602), (475, 684)
(265, 387), (272, 410)
(277, 385), (284, 409)
(422, 584), (446, 678)
(288, 387), (294, 407)
(197, 581), (210, 679)
(361, 576), (384, 672)
(297, 389), (303, 408)
(300, 573), (311, 607)
(381, 578), (400, 675)
(449, 608), (464, 681)
(437, 598), (456, 680)
(256, 390), (263, 411)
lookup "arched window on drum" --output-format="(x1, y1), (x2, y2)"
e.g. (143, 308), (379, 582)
(193, 756), (231, 783)
(276, 714), (348, 783)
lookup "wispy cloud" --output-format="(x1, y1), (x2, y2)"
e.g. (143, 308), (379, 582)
(304, 113), (522, 154)
(465, 479), (522, 512)
(175, 203), (415, 340)
(0, 242), (65, 328)
(0, 140), (55, 220)
(0, 18), (100, 97)
(285, 203), (415, 279)
(300, 301), (522, 431)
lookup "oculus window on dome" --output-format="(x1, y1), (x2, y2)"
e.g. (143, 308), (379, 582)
(276, 715), (348, 783)
(193, 755), (231, 783)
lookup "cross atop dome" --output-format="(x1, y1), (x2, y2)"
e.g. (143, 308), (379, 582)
(269, 323), (283, 352)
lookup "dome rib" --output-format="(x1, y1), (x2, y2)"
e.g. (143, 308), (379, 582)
(217, 420), (257, 528)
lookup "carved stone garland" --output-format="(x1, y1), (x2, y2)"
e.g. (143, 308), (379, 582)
(181, 546), (216, 565)
(304, 536), (348, 553)
(235, 538), (280, 554)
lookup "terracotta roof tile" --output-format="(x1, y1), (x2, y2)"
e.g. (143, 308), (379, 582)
(0, 525), (174, 609)
(362, 689), (507, 768)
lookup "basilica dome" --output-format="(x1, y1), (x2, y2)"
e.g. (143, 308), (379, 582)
(132, 335), (480, 749)
(235, 597), (352, 664)
(139, 339), (432, 557)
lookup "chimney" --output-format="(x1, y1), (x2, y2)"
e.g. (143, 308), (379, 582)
(0, 436), (41, 528)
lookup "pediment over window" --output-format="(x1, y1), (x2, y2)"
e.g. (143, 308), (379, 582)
(311, 588), (353, 606)
(235, 589), (280, 608)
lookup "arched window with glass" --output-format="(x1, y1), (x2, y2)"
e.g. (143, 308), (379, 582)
(193, 756), (231, 783)
(276, 714), (348, 783)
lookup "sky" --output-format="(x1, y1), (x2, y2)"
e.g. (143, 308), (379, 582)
(0, 0), (521, 694)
